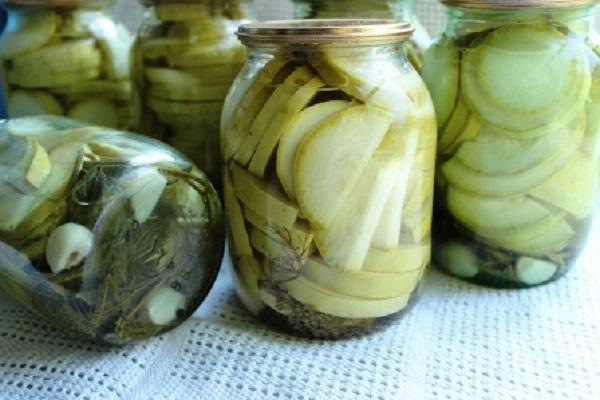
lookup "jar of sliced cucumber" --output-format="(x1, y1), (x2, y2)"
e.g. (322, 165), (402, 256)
(132, 0), (254, 191)
(291, 0), (431, 71)
(222, 20), (437, 339)
(0, 0), (134, 129)
(423, 0), (600, 287)
(0, 116), (224, 343)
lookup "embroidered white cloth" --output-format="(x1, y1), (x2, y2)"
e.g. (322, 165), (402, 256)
(0, 215), (598, 400)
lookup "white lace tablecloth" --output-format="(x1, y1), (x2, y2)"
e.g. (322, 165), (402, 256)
(0, 214), (598, 400)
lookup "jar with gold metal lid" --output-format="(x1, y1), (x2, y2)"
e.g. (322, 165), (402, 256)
(132, 0), (255, 191)
(291, 0), (431, 71)
(0, 0), (134, 129)
(422, 0), (600, 287)
(222, 20), (437, 339)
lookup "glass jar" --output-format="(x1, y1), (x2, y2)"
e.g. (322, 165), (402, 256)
(292, 0), (431, 71)
(132, 0), (254, 191)
(0, 0), (134, 130)
(222, 20), (437, 339)
(423, 0), (600, 287)
(0, 115), (224, 344)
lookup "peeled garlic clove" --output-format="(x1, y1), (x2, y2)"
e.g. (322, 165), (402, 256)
(121, 168), (167, 224)
(46, 222), (94, 274)
(516, 257), (558, 286)
(437, 241), (479, 278)
(146, 287), (186, 325)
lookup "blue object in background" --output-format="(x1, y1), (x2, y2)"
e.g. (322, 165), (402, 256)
(0, 6), (6, 118)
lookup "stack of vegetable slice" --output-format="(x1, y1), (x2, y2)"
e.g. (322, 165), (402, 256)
(1, 8), (133, 129)
(422, 23), (600, 286)
(135, 0), (251, 188)
(222, 48), (437, 338)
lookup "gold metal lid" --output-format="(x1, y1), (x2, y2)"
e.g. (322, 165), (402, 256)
(441, 0), (599, 8)
(237, 19), (414, 45)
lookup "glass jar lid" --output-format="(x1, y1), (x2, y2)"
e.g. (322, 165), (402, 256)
(441, 0), (599, 8)
(237, 19), (414, 45)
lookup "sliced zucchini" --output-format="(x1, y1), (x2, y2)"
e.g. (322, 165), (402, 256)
(0, 12), (57, 59)
(295, 105), (393, 228)
(421, 37), (460, 128)
(276, 100), (350, 200)
(313, 152), (402, 272)
(461, 24), (591, 135)
(68, 98), (120, 129)
(7, 91), (64, 117)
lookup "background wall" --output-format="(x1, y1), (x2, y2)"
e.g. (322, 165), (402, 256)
(114, 0), (600, 36)
(112, 0), (445, 34)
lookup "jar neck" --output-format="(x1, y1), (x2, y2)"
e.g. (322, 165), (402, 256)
(443, 4), (597, 36)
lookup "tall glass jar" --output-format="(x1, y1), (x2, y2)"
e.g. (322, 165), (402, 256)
(0, 0), (134, 129)
(423, 0), (600, 287)
(292, 0), (431, 71)
(132, 0), (254, 191)
(222, 20), (437, 339)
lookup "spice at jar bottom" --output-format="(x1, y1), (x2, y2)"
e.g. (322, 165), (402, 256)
(222, 20), (437, 339)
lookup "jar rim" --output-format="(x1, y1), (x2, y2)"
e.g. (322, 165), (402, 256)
(237, 19), (414, 46)
(441, 0), (599, 9)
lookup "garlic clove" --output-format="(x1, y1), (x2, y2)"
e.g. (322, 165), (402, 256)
(436, 241), (480, 278)
(146, 287), (186, 326)
(516, 257), (558, 286)
(122, 168), (167, 224)
(45, 222), (94, 274)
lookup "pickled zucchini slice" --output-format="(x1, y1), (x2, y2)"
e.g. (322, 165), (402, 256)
(276, 100), (350, 200)
(447, 186), (552, 233)
(363, 243), (431, 274)
(248, 76), (324, 177)
(300, 257), (422, 299)
(454, 117), (573, 175)
(295, 105), (393, 228)
(530, 151), (599, 219)
(422, 37), (460, 128)
(441, 117), (584, 197)
(313, 152), (402, 272)
(235, 66), (314, 165)
(8, 91), (64, 117)
(68, 98), (120, 129)
(461, 24), (591, 135)
(0, 13), (57, 59)
(224, 170), (252, 257)
(12, 38), (101, 72)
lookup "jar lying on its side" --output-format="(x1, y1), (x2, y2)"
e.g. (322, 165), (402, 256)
(222, 20), (437, 339)
(292, 0), (431, 71)
(422, 0), (600, 287)
(0, 116), (224, 343)
(133, 0), (254, 191)
(0, 0), (134, 129)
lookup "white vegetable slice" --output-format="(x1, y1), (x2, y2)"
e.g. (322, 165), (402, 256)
(149, 83), (230, 102)
(461, 24), (591, 135)
(168, 38), (245, 67)
(11, 38), (101, 72)
(232, 255), (264, 316)
(301, 257), (422, 299)
(235, 66), (314, 166)
(68, 98), (120, 129)
(155, 3), (211, 21)
(8, 67), (101, 88)
(295, 105), (393, 228)
(363, 243), (431, 274)
(120, 168), (168, 224)
(314, 152), (403, 272)
(8, 91), (64, 117)
(224, 169), (253, 257)
(441, 119), (584, 197)
(275, 276), (411, 319)
(248, 76), (324, 177)
(88, 21), (133, 80)
(0, 12), (57, 59)
(421, 37), (460, 128)
(372, 130), (419, 249)
(276, 100), (350, 200)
